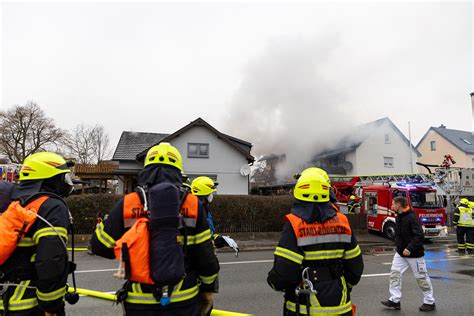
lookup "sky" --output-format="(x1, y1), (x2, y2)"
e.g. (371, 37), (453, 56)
(1, 1), (473, 161)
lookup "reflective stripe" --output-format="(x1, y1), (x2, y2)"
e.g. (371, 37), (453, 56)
(0, 298), (38, 311)
(18, 238), (35, 247)
(189, 229), (212, 245)
(466, 243), (474, 249)
(36, 286), (66, 302)
(304, 249), (344, 261)
(458, 244), (466, 249)
(95, 222), (116, 248)
(0, 281), (39, 312)
(275, 247), (304, 264)
(286, 300), (353, 314)
(297, 234), (352, 247)
(309, 293), (321, 307)
(199, 274), (218, 285)
(183, 218), (197, 228)
(32, 227), (68, 244)
(340, 277), (347, 305)
(343, 245), (361, 260)
(125, 285), (199, 305)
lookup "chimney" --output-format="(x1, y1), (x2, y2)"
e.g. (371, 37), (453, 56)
(439, 124), (446, 129)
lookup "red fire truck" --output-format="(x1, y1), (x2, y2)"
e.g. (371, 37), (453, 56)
(330, 175), (448, 240)
(0, 164), (20, 183)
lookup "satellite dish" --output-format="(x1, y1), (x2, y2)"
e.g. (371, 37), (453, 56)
(342, 161), (353, 171)
(240, 165), (251, 176)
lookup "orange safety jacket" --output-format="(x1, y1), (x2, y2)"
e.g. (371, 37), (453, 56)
(122, 192), (198, 228)
(285, 212), (352, 247)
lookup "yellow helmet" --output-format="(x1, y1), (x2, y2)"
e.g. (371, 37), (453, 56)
(460, 198), (470, 206)
(144, 142), (183, 171)
(294, 169), (330, 202)
(350, 195), (357, 200)
(299, 167), (331, 184)
(191, 176), (217, 196)
(20, 152), (71, 181)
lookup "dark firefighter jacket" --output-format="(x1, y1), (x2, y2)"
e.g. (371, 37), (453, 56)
(268, 201), (364, 315)
(395, 209), (425, 258)
(1, 181), (69, 315)
(90, 166), (220, 312)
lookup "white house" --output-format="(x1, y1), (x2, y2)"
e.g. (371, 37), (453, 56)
(312, 117), (420, 175)
(112, 118), (254, 194)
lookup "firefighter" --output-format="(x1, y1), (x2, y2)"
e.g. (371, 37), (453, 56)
(347, 196), (360, 214)
(297, 167), (339, 208)
(90, 143), (220, 316)
(453, 198), (474, 254)
(191, 176), (239, 253)
(0, 152), (74, 316)
(268, 168), (364, 315)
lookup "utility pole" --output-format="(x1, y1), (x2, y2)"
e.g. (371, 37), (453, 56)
(408, 121), (414, 173)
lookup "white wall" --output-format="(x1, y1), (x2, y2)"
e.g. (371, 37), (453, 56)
(169, 126), (250, 195)
(355, 121), (418, 174)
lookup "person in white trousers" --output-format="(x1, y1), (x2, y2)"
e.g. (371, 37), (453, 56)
(381, 196), (436, 312)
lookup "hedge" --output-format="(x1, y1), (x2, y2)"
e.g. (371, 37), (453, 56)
(66, 194), (123, 234)
(66, 194), (366, 234)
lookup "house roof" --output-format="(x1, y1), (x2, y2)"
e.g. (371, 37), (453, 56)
(416, 126), (474, 154)
(134, 117), (254, 163)
(112, 131), (169, 161)
(313, 117), (421, 159)
(136, 117), (255, 163)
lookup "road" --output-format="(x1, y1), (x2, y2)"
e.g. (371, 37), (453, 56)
(66, 235), (474, 315)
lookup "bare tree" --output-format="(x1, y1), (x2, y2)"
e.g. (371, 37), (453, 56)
(65, 124), (111, 164)
(0, 102), (65, 163)
(93, 125), (111, 163)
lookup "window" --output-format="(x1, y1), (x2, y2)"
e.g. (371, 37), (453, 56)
(472, 158), (474, 167)
(430, 141), (436, 151)
(461, 138), (472, 145)
(187, 143), (209, 158)
(384, 157), (394, 168)
(364, 192), (378, 217)
(384, 134), (390, 143)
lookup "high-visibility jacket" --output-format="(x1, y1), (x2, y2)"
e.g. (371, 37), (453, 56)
(91, 185), (219, 312)
(0, 195), (69, 314)
(454, 206), (474, 227)
(268, 203), (364, 315)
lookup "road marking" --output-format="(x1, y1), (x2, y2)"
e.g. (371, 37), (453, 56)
(381, 257), (472, 265)
(362, 273), (390, 277)
(76, 269), (117, 274)
(75, 260), (275, 274)
(221, 260), (273, 265)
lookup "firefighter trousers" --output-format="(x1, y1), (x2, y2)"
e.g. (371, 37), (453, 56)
(389, 253), (435, 305)
(456, 226), (474, 251)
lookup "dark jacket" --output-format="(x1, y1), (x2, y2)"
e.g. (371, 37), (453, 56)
(267, 201), (364, 315)
(1, 182), (69, 315)
(90, 166), (220, 312)
(395, 209), (425, 258)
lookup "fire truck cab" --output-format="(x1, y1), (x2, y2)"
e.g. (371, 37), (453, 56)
(361, 183), (448, 240)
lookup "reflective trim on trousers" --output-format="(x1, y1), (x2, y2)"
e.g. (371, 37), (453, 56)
(285, 300), (353, 315)
(125, 285), (199, 305)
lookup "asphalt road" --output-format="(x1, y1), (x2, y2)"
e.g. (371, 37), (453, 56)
(66, 235), (474, 316)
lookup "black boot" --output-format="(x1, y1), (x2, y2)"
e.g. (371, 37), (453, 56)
(381, 300), (401, 310)
(419, 303), (436, 311)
